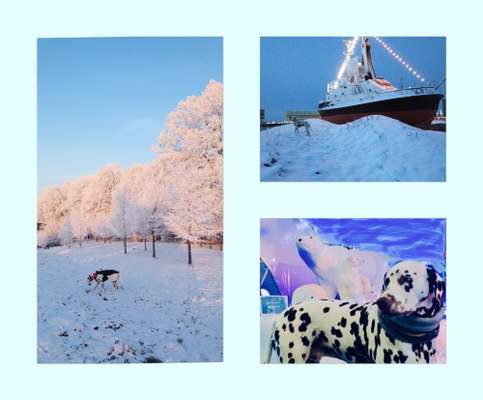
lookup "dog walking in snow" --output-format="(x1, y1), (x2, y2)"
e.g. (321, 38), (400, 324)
(86, 270), (120, 293)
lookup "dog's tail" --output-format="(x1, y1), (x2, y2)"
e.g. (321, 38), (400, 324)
(262, 320), (276, 364)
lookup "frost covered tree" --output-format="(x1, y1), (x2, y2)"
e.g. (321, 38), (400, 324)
(157, 80), (223, 264)
(91, 214), (112, 242)
(81, 164), (121, 234)
(136, 161), (167, 258)
(37, 186), (67, 244)
(58, 214), (74, 247)
(70, 208), (88, 247)
(110, 183), (136, 254)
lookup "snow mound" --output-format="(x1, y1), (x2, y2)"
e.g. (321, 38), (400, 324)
(260, 116), (446, 181)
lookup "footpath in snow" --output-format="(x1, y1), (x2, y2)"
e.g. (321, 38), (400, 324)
(37, 241), (222, 363)
(260, 116), (446, 182)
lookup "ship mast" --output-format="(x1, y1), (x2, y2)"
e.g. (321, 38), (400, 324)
(361, 37), (377, 80)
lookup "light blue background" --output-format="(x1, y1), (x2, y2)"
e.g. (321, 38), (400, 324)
(1, 0), (482, 399)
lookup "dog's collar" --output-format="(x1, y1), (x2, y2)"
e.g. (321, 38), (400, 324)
(378, 309), (443, 345)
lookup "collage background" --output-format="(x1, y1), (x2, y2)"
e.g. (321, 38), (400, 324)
(1, 0), (482, 398)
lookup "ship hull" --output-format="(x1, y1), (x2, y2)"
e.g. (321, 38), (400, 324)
(319, 93), (444, 130)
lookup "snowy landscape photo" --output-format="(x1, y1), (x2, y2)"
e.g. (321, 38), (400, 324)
(260, 37), (446, 182)
(37, 37), (223, 363)
(260, 219), (446, 364)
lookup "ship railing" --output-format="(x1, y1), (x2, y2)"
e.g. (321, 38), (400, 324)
(326, 81), (438, 95)
(391, 86), (437, 95)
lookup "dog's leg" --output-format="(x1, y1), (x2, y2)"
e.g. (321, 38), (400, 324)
(87, 282), (100, 293)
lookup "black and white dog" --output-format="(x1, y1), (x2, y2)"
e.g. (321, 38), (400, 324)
(86, 269), (120, 293)
(264, 261), (445, 364)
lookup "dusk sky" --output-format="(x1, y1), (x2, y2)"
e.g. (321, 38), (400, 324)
(260, 37), (446, 121)
(38, 37), (223, 191)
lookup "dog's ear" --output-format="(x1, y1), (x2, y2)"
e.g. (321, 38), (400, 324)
(381, 271), (389, 292)
(430, 266), (446, 311)
(418, 265), (445, 317)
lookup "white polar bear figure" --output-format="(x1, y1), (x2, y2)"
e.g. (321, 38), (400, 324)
(350, 250), (387, 289)
(336, 256), (379, 303)
(296, 235), (387, 302)
(291, 284), (332, 305)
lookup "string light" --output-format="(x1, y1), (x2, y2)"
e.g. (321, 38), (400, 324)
(334, 36), (360, 89)
(374, 37), (426, 83)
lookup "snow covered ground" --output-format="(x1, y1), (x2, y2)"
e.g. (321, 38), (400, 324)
(37, 241), (222, 363)
(260, 116), (446, 181)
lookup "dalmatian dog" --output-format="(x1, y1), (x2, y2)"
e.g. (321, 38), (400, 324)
(296, 235), (386, 301)
(86, 269), (120, 293)
(264, 261), (445, 364)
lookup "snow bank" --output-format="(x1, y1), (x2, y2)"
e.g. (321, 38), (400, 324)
(260, 116), (446, 181)
(37, 241), (222, 363)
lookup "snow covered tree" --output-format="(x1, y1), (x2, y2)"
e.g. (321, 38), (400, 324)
(58, 214), (74, 247)
(81, 164), (121, 235)
(136, 161), (168, 258)
(91, 214), (112, 242)
(110, 183), (136, 254)
(70, 208), (88, 247)
(156, 80), (223, 264)
(37, 186), (67, 243)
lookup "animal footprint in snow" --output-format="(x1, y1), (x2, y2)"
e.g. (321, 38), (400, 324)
(105, 323), (123, 331)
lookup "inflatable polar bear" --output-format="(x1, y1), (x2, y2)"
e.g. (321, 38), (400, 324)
(295, 235), (386, 302)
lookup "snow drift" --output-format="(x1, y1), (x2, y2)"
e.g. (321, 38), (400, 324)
(260, 116), (446, 181)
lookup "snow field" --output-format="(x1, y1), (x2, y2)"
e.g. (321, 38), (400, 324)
(37, 241), (222, 363)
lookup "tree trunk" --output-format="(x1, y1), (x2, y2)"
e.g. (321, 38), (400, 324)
(79, 238), (82, 247)
(123, 234), (127, 254)
(187, 240), (192, 265)
(152, 232), (156, 258)
(220, 241), (223, 251)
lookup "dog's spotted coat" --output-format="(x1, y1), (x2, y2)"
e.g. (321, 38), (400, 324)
(269, 261), (445, 364)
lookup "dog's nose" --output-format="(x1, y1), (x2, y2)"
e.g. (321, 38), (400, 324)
(376, 297), (393, 314)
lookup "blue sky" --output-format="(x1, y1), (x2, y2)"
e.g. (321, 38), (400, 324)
(38, 37), (223, 191)
(261, 37), (446, 120)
